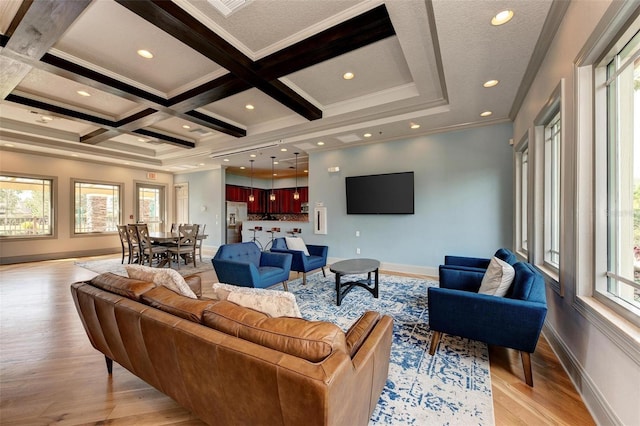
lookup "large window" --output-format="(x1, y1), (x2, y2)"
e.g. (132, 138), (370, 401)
(544, 111), (561, 269)
(0, 174), (54, 238)
(601, 29), (640, 315)
(73, 180), (122, 234)
(519, 146), (529, 254)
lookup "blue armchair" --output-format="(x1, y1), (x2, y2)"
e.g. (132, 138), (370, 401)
(270, 237), (328, 285)
(428, 261), (547, 386)
(212, 242), (293, 291)
(441, 247), (517, 274)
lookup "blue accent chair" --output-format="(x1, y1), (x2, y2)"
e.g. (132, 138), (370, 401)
(439, 248), (517, 275)
(212, 242), (293, 291)
(270, 237), (328, 285)
(428, 261), (547, 386)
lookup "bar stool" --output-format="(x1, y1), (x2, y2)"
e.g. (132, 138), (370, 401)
(264, 227), (280, 251)
(248, 226), (263, 250)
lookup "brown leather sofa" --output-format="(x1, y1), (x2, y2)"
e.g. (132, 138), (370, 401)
(71, 272), (393, 426)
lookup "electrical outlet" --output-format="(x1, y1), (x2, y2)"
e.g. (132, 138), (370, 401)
(355, 230), (360, 237)
(356, 248), (361, 255)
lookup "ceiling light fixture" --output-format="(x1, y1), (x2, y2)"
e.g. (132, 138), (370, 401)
(280, 148), (287, 152)
(491, 10), (513, 26)
(293, 152), (300, 200)
(483, 79), (499, 88)
(137, 49), (154, 59)
(182, 125), (191, 129)
(245, 104), (254, 110)
(410, 123), (420, 129)
(270, 156), (276, 202)
(249, 159), (255, 203)
(363, 133), (372, 138)
(317, 141), (325, 146)
(223, 158), (230, 162)
(343, 72), (355, 80)
(480, 111), (493, 117)
(77, 90), (91, 97)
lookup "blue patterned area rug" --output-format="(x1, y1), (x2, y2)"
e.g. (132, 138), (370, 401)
(289, 272), (494, 426)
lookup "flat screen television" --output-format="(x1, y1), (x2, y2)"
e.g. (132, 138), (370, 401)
(345, 171), (414, 214)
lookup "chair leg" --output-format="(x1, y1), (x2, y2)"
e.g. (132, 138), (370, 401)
(302, 272), (307, 285)
(282, 281), (288, 292)
(105, 356), (113, 375)
(429, 331), (442, 355)
(521, 351), (534, 386)
(321, 266), (326, 277)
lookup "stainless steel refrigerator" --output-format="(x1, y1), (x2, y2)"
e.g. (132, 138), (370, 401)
(225, 201), (247, 243)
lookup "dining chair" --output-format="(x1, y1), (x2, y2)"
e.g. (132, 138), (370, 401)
(168, 224), (199, 269)
(136, 223), (169, 267)
(125, 224), (142, 264)
(195, 223), (206, 262)
(117, 225), (138, 264)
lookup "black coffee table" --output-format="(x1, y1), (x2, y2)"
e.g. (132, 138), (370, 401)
(329, 258), (380, 306)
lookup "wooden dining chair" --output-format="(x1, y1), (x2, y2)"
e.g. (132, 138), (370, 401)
(117, 225), (131, 264)
(195, 223), (206, 262)
(136, 224), (169, 267)
(125, 224), (142, 264)
(168, 224), (199, 269)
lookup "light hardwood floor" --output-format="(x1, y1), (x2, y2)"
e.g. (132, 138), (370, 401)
(0, 255), (594, 425)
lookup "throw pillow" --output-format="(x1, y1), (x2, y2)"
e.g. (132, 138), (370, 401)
(212, 282), (302, 318)
(126, 264), (197, 299)
(478, 256), (515, 297)
(285, 237), (309, 256)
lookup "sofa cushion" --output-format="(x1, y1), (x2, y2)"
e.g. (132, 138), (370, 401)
(509, 262), (539, 300)
(126, 264), (197, 299)
(202, 301), (346, 362)
(141, 285), (217, 322)
(90, 272), (156, 301)
(478, 256), (515, 297)
(212, 282), (301, 318)
(285, 237), (310, 256)
(345, 311), (381, 358)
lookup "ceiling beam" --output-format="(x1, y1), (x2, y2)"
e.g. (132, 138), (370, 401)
(0, 0), (91, 99)
(116, 0), (322, 121)
(80, 129), (122, 145)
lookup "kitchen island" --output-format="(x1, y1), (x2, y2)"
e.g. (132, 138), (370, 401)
(242, 220), (308, 250)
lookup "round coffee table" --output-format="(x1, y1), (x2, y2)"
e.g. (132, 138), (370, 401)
(329, 258), (380, 306)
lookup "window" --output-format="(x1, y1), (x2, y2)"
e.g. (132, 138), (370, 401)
(0, 174), (54, 238)
(600, 29), (640, 315)
(544, 111), (561, 269)
(73, 180), (122, 234)
(515, 139), (529, 256)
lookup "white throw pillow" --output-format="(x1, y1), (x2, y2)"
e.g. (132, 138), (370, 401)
(126, 264), (197, 299)
(478, 256), (515, 297)
(285, 237), (309, 256)
(212, 282), (302, 318)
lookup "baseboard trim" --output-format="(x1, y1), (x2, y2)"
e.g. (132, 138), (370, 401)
(542, 323), (622, 426)
(0, 248), (120, 265)
(326, 257), (439, 279)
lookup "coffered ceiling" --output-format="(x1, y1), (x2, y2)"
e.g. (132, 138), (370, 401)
(0, 0), (564, 179)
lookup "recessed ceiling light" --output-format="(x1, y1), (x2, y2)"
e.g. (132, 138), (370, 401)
(77, 90), (91, 97)
(223, 158), (230, 162)
(4, 143), (14, 147)
(343, 72), (355, 80)
(245, 104), (254, 110)
(137, 138), (147, 142)
(280, 148), (287, 152)
(199, 163), (205, 166)
(250, 154), (257, 158)
(317, 141), (325, 146)
(182, 125), (191, 129)
(41, 115), (53, 122)
(240, 166), (246, 169)
(483, 79), (499, 88)
(491, 10), (513, 26)
(410, 123), (420, 129)
(480, 111), (493, 117)
(137, 49), (154, 59)
(363, 133), (372, 138)
(274, 161), (279, 165)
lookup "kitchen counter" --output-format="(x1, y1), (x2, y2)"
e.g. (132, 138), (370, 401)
(242, 220), (308, 249)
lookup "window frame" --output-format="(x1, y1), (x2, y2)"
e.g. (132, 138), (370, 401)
(514, 132), (530, 259)
(71, 178), (123, 237)
(0, 172), (57, 240)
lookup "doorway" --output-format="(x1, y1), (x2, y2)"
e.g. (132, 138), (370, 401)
(174, 183), (189, 225)
(136, 183), (165, 232)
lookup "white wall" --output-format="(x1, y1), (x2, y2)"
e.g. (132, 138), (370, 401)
(512, 1), (640, 424)
(0, 150), (173, 262)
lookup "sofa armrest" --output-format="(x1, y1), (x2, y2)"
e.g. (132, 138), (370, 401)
(260, 251), (292, 270)
(428, 287), (547, 353)
(345, 311), (381, 358)
(183, 274), (202, 298)
(444, 255), (491, 269)
(438, 265), (484, 292)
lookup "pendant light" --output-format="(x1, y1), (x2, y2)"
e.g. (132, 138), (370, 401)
(248, 159), (255, 202)
(270, 156), (276, 201)
(293, 152), (300, 200)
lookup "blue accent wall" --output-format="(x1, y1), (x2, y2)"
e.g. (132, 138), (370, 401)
(306, 122), (514, 269)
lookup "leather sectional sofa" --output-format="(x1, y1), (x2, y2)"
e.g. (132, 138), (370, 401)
(71, 272), (393, 425)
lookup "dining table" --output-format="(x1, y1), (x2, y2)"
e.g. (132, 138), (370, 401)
(148, 231), (208, 268)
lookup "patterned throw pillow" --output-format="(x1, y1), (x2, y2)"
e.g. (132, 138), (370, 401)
(126, 264), (197, 299)
(212, 282), (302, 318)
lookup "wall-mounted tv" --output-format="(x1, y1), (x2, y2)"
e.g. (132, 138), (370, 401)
(345, 171), (414, 214)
